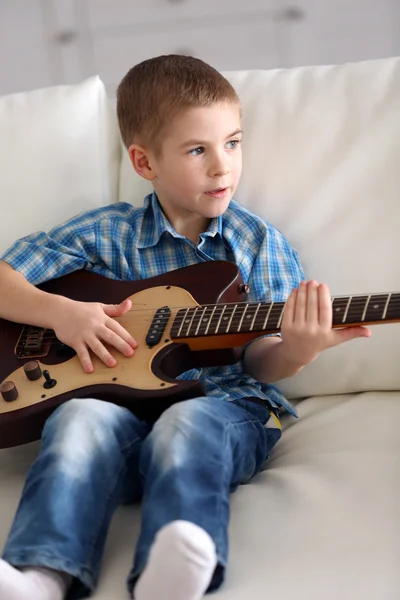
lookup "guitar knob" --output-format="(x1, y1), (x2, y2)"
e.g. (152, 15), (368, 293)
(24, 360), (42, 381)
(43, 370), (57, 389)
(0, 381), (19, 402)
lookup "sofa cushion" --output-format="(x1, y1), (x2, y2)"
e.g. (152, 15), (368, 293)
(118, 57), (400, 399)
(0, 76), (121, 255)
(2, 391), (399, 599)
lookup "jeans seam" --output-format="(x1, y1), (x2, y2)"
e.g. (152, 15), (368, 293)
(214, 420), (231, 559)
(86, 436), (142, 565)
(214, 414), (272, 558)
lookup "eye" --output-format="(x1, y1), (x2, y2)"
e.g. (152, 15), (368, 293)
(188, 146), (205, 156)
(225, 139), (241, 150)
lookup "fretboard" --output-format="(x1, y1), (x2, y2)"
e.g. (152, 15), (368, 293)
(170, 293), (400, 340)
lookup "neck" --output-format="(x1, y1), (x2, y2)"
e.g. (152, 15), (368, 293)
(170, 292), (400, 343)
(154, 193), (211, 243)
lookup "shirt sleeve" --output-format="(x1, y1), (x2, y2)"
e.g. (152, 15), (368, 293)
(243, 224), (305, 352)
(0, 212), (99, 286)
(249, 224), (305, 304)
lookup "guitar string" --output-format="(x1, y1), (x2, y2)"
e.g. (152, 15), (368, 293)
(19, 293), (400, 321)
(74, 293), (400, 314)
(17, 319), (390, 350)
(16, 297), (400, 347)
(18, 297), (400, 337)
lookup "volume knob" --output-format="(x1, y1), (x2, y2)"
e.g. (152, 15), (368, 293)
(0, 381), (19, 402)
(24, 360), (42, 381)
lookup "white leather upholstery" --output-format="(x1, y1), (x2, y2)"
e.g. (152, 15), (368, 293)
(0, 76), (121, 255)
(119, 57), (400, 400)
(1, 58), (400, 600)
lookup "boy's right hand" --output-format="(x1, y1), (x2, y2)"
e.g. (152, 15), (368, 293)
(52, 298), (137, 373)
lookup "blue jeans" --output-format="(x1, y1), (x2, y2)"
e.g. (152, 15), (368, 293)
(2, 395), (282, 599)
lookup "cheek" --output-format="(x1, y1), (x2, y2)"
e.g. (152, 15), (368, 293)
(166, 168), (197, 196)
(232, 156), (243, 181)
(175, 163), (204, 189)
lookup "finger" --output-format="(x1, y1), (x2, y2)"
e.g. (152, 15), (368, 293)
(318, 283), (332, 328)
(102, 298), (132, 318)
(306, 280), (319, 324)
(75, 345), (94, 373)
(88, 337), (117, 368)
(107, 318), (137, 349)
(332, 326), (372, 346)
(283, 287), (297, 326)
(294, 281), (307, 324)
(102, 325), (135, 358)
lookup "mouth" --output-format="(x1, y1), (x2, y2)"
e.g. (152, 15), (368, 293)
(204, 187), (229, 199)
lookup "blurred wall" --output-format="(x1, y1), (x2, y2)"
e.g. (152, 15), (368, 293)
(1, 0), (400, 95)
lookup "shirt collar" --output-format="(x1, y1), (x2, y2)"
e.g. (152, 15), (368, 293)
(137, 191), (223, 249)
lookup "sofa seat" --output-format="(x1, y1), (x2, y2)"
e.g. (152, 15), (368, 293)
(2, 391), (399, 600)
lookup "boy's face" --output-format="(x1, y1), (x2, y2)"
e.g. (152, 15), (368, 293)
(132, 102), (242, 235)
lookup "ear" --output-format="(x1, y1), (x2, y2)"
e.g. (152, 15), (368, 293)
(128, 144), (157, 181)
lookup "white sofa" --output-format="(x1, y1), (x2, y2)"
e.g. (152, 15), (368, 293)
(1, 57), (400, 600)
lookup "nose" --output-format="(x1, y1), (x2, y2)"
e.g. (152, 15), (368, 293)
(208, 151), (230, 178)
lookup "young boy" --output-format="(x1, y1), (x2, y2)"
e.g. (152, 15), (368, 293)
(0, 55), (370, 600)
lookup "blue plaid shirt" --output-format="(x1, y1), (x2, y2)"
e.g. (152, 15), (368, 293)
(1, 193), (304, 416)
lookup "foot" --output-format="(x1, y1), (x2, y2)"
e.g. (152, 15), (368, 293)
(134, 520), (217, 600)
(0, 558), (70, 600)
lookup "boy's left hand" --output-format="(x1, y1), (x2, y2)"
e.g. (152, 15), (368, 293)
(280, 280), (372, 369)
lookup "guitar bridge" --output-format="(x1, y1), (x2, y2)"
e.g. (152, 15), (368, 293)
(15, 325), (52, 359)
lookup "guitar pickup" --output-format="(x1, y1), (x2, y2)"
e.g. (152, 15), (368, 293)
(146, 306), (171, 347)
(15, 326), (52, 359)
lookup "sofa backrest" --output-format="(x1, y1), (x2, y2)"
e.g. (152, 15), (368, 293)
(0, 76), (121, 255)
(1, 58), (400, 400)
(118, 57), (400, 400)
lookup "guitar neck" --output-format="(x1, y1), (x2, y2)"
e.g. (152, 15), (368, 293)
(170, 292), (400, 349)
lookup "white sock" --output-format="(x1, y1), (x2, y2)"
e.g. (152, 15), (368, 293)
(0, 558), (71, 600)
(134, 520), (217, 600)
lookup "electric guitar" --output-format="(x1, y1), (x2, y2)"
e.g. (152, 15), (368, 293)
(0, 261), (398, 449)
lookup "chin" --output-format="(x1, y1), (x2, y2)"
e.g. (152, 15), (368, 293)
(202, 197), (232, 218)
(204, 206), (229, 219)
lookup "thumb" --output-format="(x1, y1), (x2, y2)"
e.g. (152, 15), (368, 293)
(333, 326), (372, 346)
(101, 298), (132, 317)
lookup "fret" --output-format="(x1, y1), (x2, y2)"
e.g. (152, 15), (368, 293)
(175, 308), (188, 337)
(344, 296), (367, 324)
(204, 305), (217, 335)
(237, 304), (249, 332)
(250, 303), (261, 331)
(342, 296), (352, 324)
(364, 294), (389, 322)
(276, 304), (285, 329)
(266, 302), (285, 330)
(186, 307), (198, 336)
(195, 306), (208, 336)
(214, 305), (227, 334)
(382, 293), (391, 320)
(189, 305), (210, 337)
(385, 293), (400, 321)
(332, 297), (350, 326)
(239, 304), (260, 332)
(252, 303), (267, 331)
(218, 305), (236, 334)
(262, 302), (274, 330)
(226, 305), (238, 333)
(361, 295), (371, 322)
(207, 304), (223, 335)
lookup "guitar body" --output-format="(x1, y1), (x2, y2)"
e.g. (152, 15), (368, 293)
(0, 261), (246, 448)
